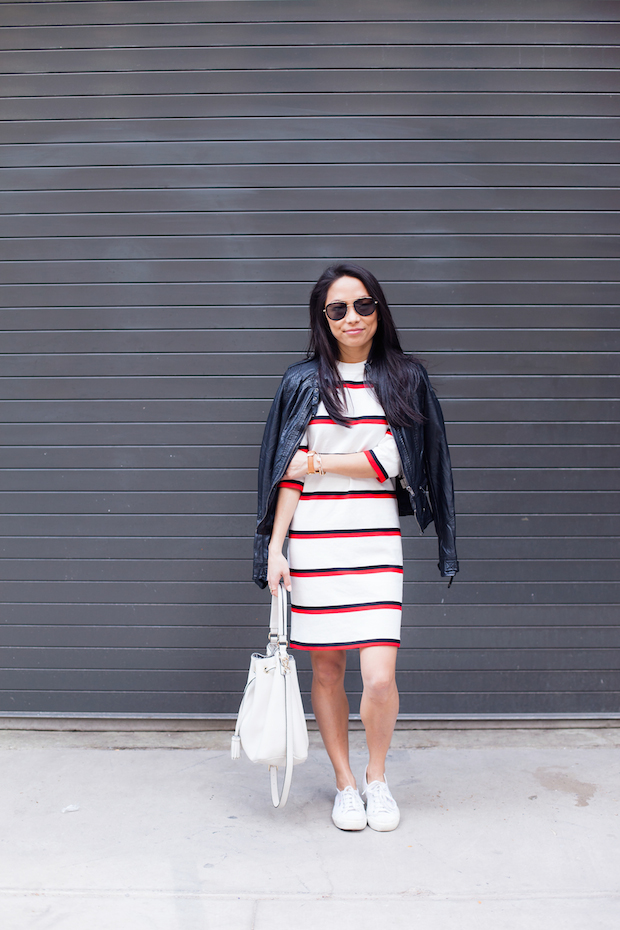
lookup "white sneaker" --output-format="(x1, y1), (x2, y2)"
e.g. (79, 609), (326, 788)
(362, 768), (400, 832)
(331, 786), (367, 831)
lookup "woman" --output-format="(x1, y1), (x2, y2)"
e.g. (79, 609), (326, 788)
(253, 263), (458, 832)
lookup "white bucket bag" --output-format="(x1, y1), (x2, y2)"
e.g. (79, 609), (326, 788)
(231, 583), (309, 807)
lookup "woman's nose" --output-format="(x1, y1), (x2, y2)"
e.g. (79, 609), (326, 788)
(345, 304), (360, 321)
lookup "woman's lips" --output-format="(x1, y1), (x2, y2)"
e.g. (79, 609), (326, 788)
(344, 328), (364, 334)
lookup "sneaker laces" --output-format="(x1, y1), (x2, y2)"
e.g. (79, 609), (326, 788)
(339, 786), (362, 812)
(365, 780), (397, 813)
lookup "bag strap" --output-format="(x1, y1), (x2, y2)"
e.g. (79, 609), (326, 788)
(269, 583), (294, 808)
(268, 581), (288, 649)
(269, 658), (294, 808)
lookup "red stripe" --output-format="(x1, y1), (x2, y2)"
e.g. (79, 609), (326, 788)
(308, 416), (388, 426)
(300, 491), (395, 500)
(290, 641), (400, 652)
(289, 529), (401, 539)
(279, 480), (304, 491)
(292, 602), (401, 615)
(342, 381), (368, 389)
(290, 566), (403, 578)
(365, 449), (388, 483)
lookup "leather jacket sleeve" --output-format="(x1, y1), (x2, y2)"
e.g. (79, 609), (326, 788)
(421, 369), (459, 577)
(252, 378), (288, 589)
(252, 363), (318, 588)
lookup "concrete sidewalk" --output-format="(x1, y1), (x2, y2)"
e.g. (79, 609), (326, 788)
(1, 726), (618, 929)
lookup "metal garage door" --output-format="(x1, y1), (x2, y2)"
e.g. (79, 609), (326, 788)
(0, 0), (618, 716)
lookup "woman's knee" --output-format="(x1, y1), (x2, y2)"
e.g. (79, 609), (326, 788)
(360, 646), (398, 701)
(311, 652), (346, 688)
(362, 670), (396, 702)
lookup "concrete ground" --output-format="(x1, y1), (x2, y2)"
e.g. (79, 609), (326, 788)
(0, 726), (619, 929)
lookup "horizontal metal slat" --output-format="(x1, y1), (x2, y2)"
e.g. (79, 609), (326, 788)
(0, 374), (618, 402)
(1, 328), (618, 355)
(6, 93), (619, 121)
(2, 330), (620, 356)
(3, 187), (618, 215)
(2, 15), (619, 48)
(0, 557), (616, 584)
(0, 464), (618, 493)
(0, 688), (614, 716)
(4, 69), (619, 96)
(0, 422), (616, 450)
(2, 622), (618, 651)
(0, 667), (618, 694)
(3, 211), (618, 238)
(0, 512), (617, 540)
(1, 282), (617, 309)
(8, 306), (620, 332)
(5, 163), (619, 191)
(0, 579), (617, 604)
(2, 645), (618, 673)
(3, 0), (618, 27)
(0, 602), (617, 628)
(1, 533), (618, 561)
(0, 397), (617, 424)
(5, 236), (620, 262)
(4, 116), (620, 145)
(0, 353), (618, 380)
(3, 45), (620, 76)
(1, 440), (618, 469)
(4, 140), (619, 168)
(3, 257), (620, 286)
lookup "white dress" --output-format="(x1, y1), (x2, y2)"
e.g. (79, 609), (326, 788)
(281, 361), (404, 651)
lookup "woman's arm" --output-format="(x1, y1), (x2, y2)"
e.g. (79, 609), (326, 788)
(267, 485), (302, 594)
(283, 449), (376, 481)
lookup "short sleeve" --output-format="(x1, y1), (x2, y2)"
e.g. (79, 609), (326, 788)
(364, 430), (402, 483)
(278, 431), (308, 492)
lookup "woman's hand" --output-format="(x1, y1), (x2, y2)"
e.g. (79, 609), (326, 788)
(283, 449), (309, 480)
(267, 548), (292, 594)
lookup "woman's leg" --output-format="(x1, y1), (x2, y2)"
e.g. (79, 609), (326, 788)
(359, 646), (399, 783)
(310, 650), (356, 790)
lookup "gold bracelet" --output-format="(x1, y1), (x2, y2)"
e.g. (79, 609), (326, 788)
(314, 452), (326, 476)
(307, 451), (316, 474)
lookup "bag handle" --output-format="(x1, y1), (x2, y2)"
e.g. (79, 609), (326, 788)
(268, 581), (288, 649)
(268, 583), (294, 808)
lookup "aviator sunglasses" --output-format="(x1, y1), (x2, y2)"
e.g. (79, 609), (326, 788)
(323, 297), (378, 321)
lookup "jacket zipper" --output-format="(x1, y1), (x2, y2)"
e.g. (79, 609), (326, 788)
(392, 430), (424, 535)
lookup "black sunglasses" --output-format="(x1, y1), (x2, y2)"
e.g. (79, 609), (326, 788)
(323, 297), (378, 321)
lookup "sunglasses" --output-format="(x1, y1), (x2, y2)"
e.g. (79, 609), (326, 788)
(323, 297), (378, 321)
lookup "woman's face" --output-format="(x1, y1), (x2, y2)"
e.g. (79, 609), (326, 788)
(324, 275), (379, 363)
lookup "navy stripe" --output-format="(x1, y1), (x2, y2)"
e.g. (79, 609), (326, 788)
(368, 448), (389, 481)
(289, 527), (400, 538)
(300, 490), (395, 500)
(290, 638), (400, 650)
(291, 600), (401, 614)
(290, 564), (403, 576)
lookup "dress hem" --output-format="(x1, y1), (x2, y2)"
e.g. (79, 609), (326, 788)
(289, 639), (400, 652)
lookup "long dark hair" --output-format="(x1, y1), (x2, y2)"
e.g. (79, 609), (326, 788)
(307, 263), (424, 427)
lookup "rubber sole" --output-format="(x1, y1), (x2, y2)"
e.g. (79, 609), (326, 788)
(331, 813), (367, 831)
(366, 813), (400, 832)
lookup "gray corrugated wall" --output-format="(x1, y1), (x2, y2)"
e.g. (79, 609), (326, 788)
(0, 0), (618, 715)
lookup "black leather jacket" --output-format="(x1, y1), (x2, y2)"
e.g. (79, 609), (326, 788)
(253, 357), (459, 587)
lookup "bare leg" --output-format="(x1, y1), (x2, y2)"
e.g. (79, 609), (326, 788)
(359, 646), (399, 783)
(310, 650), (356, 790)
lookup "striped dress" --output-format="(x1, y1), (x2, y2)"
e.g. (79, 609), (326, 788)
(281, 360), (403, 651)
